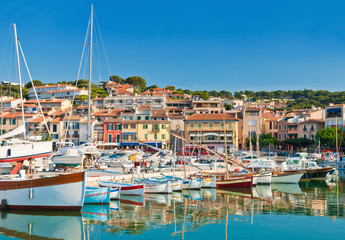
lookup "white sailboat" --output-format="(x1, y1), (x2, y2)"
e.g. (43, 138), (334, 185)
(52, 5), (101, 168)
(0, 24), (86, 211)
(0, 24), (52, 172)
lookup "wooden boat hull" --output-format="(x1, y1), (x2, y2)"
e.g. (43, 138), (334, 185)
(271, 172), (304, 184)
(170, 180), (183, 191)
(144, 181), (172, 194)
(99, 181), (145, 196)
(216, 175), (253, 188)
(254, 172), (272, 185)
(0, 172), (86, 211)
(84, 187), (110, 204)
(183, 178), (201, 190)
(201, 177), (217, 188)
(311, 167), (333, 180)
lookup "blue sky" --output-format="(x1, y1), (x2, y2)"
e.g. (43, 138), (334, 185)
(1, 0), (345, 92)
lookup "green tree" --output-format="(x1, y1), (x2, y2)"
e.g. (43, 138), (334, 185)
(147, 85), (158, 91)
(25, 80), (43, 89)
(192, 91), (209, 100)
(124, 76), (147, 92)
(109, 75), (124, 84)
(166, 86), (175, 91)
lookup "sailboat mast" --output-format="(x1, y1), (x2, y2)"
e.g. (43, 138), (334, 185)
(223, 118), (229, 180)
(88, 5), (93, 143)
(13, 23), (26, 140)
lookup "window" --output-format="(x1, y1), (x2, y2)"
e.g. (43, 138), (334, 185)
(108, 134), (112, 142)
(278, 133), (282, 139)
(131, 124), (136, 129)
(284, 124), (287, 130)
(107, 124), (113, 131)
(279, 124), (282, 130)
(123, 117), (127, 120)
(2, 119), (6, 124)
(144, 133), (148, 140)
(145, 116), (149, 120)
(229, 122), (232, 129)
(72, 122), (79, 129)
(210, 122), (213, 129)
(53, 124), (57, 132)
(129, 116), (133, 120)
(143, 124), (148, 129)
(221, 122), (224, 129)
(131, 135), (136, 140)
(116, 134), (121, 142)
(311, 134), (314, 140)
(304, 134), (307, 139)
(137, 116), (141, 120)
(283, 133), (287, 139)
(115, 124), (122, 131)
(162, 134), (165, 139)
(198, 123), (202, 129)
(191, 123), (194, 129)
(154, 133), (158, 139)
(248, 120), (256, 126)
(310, 124), (315, 131)
(73, 131), (78, 136)
(303, 125), (307, 131)
(12, 119), (16, 125)
(123, 124), (129, 129)
(153, 124), (159, 131)
(161, 124), (166, 129)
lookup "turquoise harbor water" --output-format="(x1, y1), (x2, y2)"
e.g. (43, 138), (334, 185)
(1, 179), (344, 240)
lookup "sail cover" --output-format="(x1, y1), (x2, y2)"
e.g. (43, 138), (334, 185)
(0, 125), (26, 140)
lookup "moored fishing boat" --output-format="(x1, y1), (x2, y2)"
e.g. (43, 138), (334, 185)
(84, 186), (110, 204)
(134, 179), (172, 194)
(0, 171), (86, 211)
(254, 172), (272, 185)
(216, 175), (253, 188)
(99, 181), (144, 196)
(201, 176), (217, 188)
(271, 171), (304, 184)
(163, 175), (201, 190)
(147, 177), (183, 191)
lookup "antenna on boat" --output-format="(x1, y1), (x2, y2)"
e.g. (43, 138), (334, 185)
(13, 23), (26, 140)
(88, 4), (94, 143)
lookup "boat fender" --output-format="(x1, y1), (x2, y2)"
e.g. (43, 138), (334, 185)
(321, 155), (325, 161)
(1, 199), (7, 210)
(330, 155), (334, 160)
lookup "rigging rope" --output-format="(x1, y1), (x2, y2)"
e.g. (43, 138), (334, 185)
(18, 41), (50, 137)
(63, 15), (91, 142)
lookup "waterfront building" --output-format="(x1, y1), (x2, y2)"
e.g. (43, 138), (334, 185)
(184, 113), (239, 152)
(325, 104), (345, 128)
(297, 119), (324, 141)
(104, 95), (166, 109)
(1, 112), (37, 134)
(49, 117), (64, 145)
(28, 84), (87, 100)
(239, 107), (263, 150)
(263, 114), (280, 139)
(62, 115), (85, 145)
(1, 98), (21, 109)
(103, 118), (122, 146)
(121, 120), (171, 148)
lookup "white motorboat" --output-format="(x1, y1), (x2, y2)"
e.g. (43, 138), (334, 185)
(52, 145), (85, 167)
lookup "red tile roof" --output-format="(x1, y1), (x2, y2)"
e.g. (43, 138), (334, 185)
(187, 113), (238, 121)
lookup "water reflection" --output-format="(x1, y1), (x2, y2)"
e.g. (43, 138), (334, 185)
(0, 179), (344, 239)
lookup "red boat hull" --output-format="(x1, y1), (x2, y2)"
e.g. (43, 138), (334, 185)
(216, 176), (253, 188)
